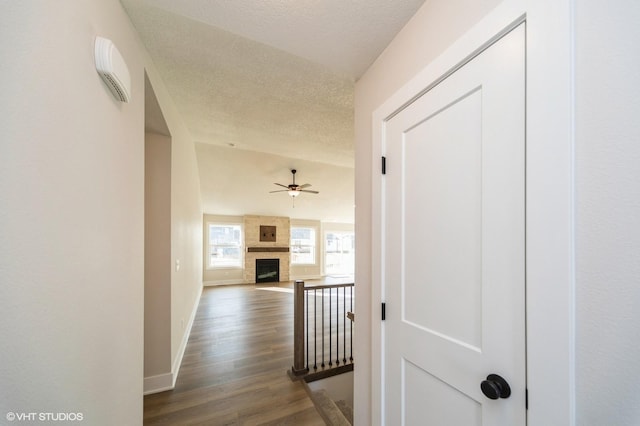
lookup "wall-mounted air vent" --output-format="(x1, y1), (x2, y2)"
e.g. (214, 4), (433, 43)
(94, 36), (131, 103)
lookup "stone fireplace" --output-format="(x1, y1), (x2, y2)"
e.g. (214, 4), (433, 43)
(244, 215), (290, 283)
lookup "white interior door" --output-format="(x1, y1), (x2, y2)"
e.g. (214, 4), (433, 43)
(382, 25), (526, 425)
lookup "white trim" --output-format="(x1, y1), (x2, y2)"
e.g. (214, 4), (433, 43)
(143, 373), (173, 395)
(203, 279), (246, 286)
(523, 0), (576, 424)
(370, 1), (575, 425)
(204, 266), (243, 271)
(289, 274), (323, 281)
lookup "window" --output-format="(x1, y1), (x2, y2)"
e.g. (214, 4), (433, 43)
(207, 223), (242, 268)
(291, 227), (316, 265)
(324, 231), (355, 275)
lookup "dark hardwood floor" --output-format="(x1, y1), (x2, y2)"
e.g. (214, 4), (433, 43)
(144, 283), (325, 425)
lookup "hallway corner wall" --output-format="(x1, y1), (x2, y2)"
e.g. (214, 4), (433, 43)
(142, 47), (204, 391)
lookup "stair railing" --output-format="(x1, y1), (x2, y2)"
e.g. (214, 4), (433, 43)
(291, 280), (354, 381)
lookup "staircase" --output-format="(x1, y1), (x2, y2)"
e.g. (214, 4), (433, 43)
(306, 388), (353, 425)
(304, 363), (354, 425)
(289, 280), (355, 425)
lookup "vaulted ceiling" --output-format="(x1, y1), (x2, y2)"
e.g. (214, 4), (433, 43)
(123, 0), (426, 222)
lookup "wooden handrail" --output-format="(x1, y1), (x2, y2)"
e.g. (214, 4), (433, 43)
(303, 282), (355, 289)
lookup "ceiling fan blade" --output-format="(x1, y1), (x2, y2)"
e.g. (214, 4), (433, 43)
(269, 171), (316, 196)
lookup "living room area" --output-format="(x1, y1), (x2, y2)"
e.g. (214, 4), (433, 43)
(203, 214), (354, 287)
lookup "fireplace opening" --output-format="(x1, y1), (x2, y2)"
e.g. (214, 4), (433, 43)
(256, 258), (280, 283)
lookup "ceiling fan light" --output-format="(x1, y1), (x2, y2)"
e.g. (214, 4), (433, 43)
(288, 190), (300, 197)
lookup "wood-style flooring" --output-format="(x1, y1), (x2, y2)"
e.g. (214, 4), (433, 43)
(144, 283), (326, 425)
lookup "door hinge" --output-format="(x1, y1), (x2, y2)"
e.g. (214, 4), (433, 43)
(526, 388), (528, 410)
(381, 156), (386, 175)
(382, 302), (386, 320)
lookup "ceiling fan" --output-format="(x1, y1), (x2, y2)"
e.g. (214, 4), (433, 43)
(270, 169), (319, 199)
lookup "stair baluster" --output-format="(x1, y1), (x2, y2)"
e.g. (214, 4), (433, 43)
(290, 280), (355, 382)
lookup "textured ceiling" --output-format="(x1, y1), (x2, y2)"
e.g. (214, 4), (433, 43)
(123, 0), (426, 221)
(122, 0), (425, 166)
(125, 0), (427, 78)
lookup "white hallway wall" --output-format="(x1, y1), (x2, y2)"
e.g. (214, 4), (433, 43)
(0, 2), (145, 422)
(574, 1), (640, 424)
(0, 0), (203, 422)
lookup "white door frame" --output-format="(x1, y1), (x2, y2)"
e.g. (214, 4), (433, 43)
(370, 1), (575, 425)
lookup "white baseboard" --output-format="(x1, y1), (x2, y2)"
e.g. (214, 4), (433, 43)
(143, 373), (174, 395)
(290, 274), (323, 281)
(143, 284), (203, 395)
(203, 279), (246, 286)
(172, 284), (202, 378)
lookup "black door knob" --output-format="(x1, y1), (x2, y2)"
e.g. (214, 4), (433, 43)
(480, 374), (511, 400)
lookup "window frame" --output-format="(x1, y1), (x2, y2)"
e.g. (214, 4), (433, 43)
(290, 226), (317, 265)
(324, 230), (355, 275)
(206, 222), (244, 270)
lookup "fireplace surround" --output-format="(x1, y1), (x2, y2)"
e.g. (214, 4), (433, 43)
(244, 215), (290, 283)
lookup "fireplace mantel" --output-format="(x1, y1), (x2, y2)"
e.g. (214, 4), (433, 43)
(247, 247), (290, 253)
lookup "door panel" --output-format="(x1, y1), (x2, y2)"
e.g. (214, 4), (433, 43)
(383, 25), (526, 426)
(403, 88), (483, 350)
(404, 359), (481, 426)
